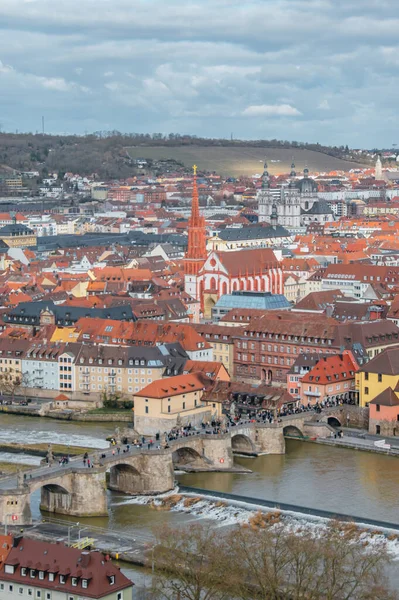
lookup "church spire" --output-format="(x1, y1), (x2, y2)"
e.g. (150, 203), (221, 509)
(290, 157), (296, 178)
(184, 165), (207, 275)
(262, 160), (270, 189)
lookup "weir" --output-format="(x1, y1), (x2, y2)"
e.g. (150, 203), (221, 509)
(178, 486), (399, 532)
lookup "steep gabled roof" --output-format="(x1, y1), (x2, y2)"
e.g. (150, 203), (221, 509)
(369, 387), (399, 407)
(360, 346), (399, 375)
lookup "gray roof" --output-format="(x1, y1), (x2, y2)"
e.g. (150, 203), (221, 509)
(213, 291), (291, 311)
(218, 225), (291, 241)
(0, 223), (34, 235)
(5, 301), (135, 325)
(301, 200), (333, 215)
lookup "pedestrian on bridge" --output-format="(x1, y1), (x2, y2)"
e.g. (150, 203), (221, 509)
(87, 458), (91, 468)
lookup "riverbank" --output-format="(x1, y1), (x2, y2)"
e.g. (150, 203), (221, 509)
(306, 435), (399, 457)
(0, 404), (132, 423)
(0, 442), (92, 458)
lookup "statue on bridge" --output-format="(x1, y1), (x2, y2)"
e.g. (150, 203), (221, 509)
(46, 444), (54, 466)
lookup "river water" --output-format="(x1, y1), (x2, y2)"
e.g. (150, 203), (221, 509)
(1, 413), (399, 593)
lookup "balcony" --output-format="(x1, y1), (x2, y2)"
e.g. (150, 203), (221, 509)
(304, 390), (321, 397)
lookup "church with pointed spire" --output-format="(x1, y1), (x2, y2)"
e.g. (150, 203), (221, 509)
(184, 165), (207, 303)
(184, 166), (283, 318)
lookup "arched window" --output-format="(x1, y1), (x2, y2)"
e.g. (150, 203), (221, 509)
(222, 281), (228, 295)
(210, 277), (217, 290)
(254, 278), (259, 291)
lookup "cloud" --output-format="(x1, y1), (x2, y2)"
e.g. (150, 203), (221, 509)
(0, 0), (398, 145)
(242, 104), (302, 117)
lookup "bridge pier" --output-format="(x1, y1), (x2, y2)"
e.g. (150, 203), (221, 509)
(39, 471), (108, 518)
(0, 490), (32, 526)
(109, 453), (174, 495)
(231, 426), (285, 455)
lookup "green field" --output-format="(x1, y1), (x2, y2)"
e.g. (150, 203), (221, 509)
(127, 145), (365, 177)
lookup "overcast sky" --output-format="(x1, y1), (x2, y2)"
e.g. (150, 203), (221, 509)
(0, 0), (398, 147)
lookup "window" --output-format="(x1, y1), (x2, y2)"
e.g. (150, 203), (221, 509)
(376, 404), (380, 412)
(59, 575), (66, 584)
(364, 372), (369, 380)
(82, 579), (88, 589)
(145, 406), (148, 414)
(109, 574), (115, 585)
(39, 571), (44, 580)
(19, 587), (24, 595)
(28, 590), (33, 597)
(48, 573), (54, 582)
(72, 577), (78, 586)
(117, 593), (123, 600)
(9, 585), (14, 592)
(46, 594), (51, 600)
(378, 373), (382, 382)
(5, 564), (15, 574)
(364, 387), (369, 395)
(36, 591), (42, 598)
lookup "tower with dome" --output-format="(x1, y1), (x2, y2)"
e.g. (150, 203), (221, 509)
(258, 160), (333, 228)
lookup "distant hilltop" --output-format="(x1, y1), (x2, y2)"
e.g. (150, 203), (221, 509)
(0, 131), (384, 179)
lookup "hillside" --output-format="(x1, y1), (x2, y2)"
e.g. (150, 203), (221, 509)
(0, 132), (369, 179)
(127, 145), (366, 177)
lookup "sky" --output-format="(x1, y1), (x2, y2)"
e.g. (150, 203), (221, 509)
(0, 0), (398, 147)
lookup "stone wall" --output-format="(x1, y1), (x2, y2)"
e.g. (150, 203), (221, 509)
(369, 418), (398, 437)
(134, 409), (214, 436)
(108, 452), (174, 495)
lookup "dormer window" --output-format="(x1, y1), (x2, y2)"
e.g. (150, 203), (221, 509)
(39, 571), (44, 580)
(82, 579), (88, 589)
(21, 567), (27, 577)
(109, 574), (115, 585)
(5, 565), (15, 574)
(59, 574), (66, 584)
(30, 569), (36, 578)
(72, 577), (78, 586)
(48, 573), (55, 582)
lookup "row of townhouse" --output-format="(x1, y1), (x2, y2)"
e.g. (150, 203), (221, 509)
(0, 338), (188, 402)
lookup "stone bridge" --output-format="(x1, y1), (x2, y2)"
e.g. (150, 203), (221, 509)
(0, 406), (365, 525)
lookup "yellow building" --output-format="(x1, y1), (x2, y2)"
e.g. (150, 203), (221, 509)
(0, 223), (36, 248)
(356, 347), (399, 407)
(192, 324), (236, 375)
(134, 373), (222, 435)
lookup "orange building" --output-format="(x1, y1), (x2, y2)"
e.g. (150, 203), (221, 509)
(299, 350), (359, 406)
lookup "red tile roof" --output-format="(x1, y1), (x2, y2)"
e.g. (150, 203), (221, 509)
(1, 537), (132, 598)
(135, 372), (209, 399)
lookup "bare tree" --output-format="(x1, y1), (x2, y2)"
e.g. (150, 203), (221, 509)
(151, 523), (230, 600)
(151, 514), (397, 600)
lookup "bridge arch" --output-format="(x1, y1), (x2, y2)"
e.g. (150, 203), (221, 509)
(283, 425), (304, 438)
(231, 434), (256, 455)
(109, 462), (143, 495)
(327, 416), (341, 428)
(30, 481), (73, 514)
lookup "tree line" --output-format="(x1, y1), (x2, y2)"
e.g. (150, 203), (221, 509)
(144, 513), (397, 600)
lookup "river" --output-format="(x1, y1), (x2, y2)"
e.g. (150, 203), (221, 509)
(1, 414), (398, 593)
(0, 413), (398, 526)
